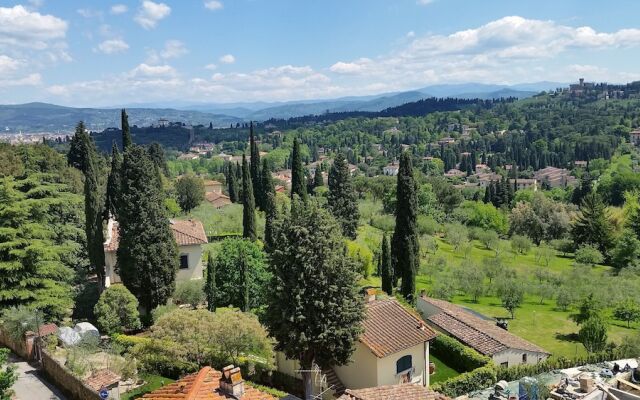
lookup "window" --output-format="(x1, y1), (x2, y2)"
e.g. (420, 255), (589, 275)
(522, 354), (527, 363)
(396, 355), (412, 374)
(180, 255), (189, 269)
(500, 362), (508, 368)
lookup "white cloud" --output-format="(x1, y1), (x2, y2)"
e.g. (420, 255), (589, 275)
(134, 1), (171, 30)
(110, 4), (128, 14)
(0, 55), (21, 74)
(28, 0), (44, 9)
(0, 73), (41, 87)
(130, 63), (177, 77)
(406, 31), (416, 39)
(204, 1), (223, 11)
(0, 5), (67, 49)
(219, 54), (235, 64)
(97, 39), (129, 54)
(77, 8), (102, 18)
(161, 40), (188, 59)
(329, 58), (372, 74)
(417, 0), (434, 5)
(205, 63), (217, 70)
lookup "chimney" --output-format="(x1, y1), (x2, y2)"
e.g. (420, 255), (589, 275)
(365, 288), (376, 302)
(219, 365), (244, 397)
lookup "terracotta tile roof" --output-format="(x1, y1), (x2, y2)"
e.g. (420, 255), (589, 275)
(85, 369), (121, 391)
(361, 299), (437, 358)
(420, 297), (549, 356)
(38, 323), (58, 337)
(104, 219), (208, 252)
(337, 384), (449, 400)
(205, 192), (231, 208)
(142, 367), (275, 400)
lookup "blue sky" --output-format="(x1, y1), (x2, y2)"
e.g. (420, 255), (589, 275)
(1, 0), (640, 106)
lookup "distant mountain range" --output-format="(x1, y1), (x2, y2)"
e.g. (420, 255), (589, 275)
(0, 82), (563, 133)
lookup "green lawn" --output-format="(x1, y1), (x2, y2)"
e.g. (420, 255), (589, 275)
(429, 353), (461, 384)
(121, 374), (175, 400)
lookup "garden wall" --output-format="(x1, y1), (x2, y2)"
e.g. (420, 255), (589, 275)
(41, 349), (101, 400)
(0, 328), (35, 360)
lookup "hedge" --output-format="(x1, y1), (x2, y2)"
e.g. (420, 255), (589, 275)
(431, 365), (497, 398)
(111, 333), (151, 350)
(431, 334), (492, 372)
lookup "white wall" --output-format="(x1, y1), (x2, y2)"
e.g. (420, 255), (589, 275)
(375, 342), (428, 387)
(104, 244), (204, 287)
(492, 349), (549, 368)
(333, 342), (379, 390)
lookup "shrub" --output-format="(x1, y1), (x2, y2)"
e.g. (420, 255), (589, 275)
(94, 285), (142, 335)
(173, 280), (205, 308)
(478, 230), (500, 251)
(574, 245), (604, 267)
(417, 215), (440, 236)
(511, 235), (532, 254)
(369, 214), (395, 232)
(346, 241), (374, 278)
(1, 306), (41, 340)
(430, 334), (491, 372)
(431, 365), (497, 398)
(151, 303), (179, 323)
(112, 333), (152, 351)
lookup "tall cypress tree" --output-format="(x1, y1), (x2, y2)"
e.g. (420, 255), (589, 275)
(249, 122), (263, 209)
(121, 109), (132, 150)
(290, 138), (307, 201)
(226, 162), (238, 203)
(391, 152), (419, 302)
(105, 142), (122, 219)
(80, 124), (107, 292)
(327, 153), (360, 239)
(204, 251), (216, 312)
(242, 154), (257, 241)
(240, 247), (250, 312)
(380, 234), (393, 295)
(313, 166), (323, 189)
(117, 146), (178, 313)
(262, 158), (277, 250)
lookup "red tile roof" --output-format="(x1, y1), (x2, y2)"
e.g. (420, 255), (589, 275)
(38, 323), (58, 337)
(205, 192), (231, 208)
(142, 367), (275, 400)
(420, 297), (549, 356)
(361, 299), (437, 358)
(338, 384), (449, 400)
(104, 219), (208, 252)
(85, 369), (121, 391)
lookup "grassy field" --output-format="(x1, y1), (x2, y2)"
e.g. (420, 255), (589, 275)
(121, 374), (175, 400)
(429, 353), (461, 384)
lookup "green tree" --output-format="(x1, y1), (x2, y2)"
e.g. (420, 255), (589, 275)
(0, 176), (77, 321)
(579, 316), (608, 353)
(571, 294), (602, 325)
(173, 280), (205, 308)
(79, 123), (107, 292)
(148, 142), (169, 177)
(571, 192), (614, 259)
(249, 123), (263, 209)
(117, 146), (178, 313)
(121, 109), (132, 150)
(510, 234), (532, 255)
(105, 142), (123, 219)
(242, 155), (257, 241)
(497, 279), (524, 318)
(265, 199), (364, 400)
(313, 165), (323, 189)
(93, 285), (141, 335)
(213, 238), (269, 311)
(0, 348), (17, 400)
(574, 244), (604, 267)
(391, 152), (419, 302)
(613, 299), (640, 328)
(478, 230), (500, 251)
(226, 162), (239, 203)
(462, 266), (485, 302)
(290, 138), (307, 202)
(204, 251), (216, 312)
(261, 159), (277, 250)
(66, 121), (94, 173)
(175, 174), (205, 213)
(611, 230), (640, 270)
(327, 153), (360, 239)
(380, 234), (393, 295)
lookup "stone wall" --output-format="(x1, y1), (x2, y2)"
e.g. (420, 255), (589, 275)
(41, 350), (101, 400)
(0, 328), (34, 360)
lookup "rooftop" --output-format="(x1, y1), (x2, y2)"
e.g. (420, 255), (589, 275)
(104, 219), (208, 252)
(420, 297), (549, 356)
(338, 384), (449, 400)
(361, 299), (437, 358)
(142, 366), (275, 400)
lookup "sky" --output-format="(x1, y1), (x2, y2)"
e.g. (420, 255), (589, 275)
(2, 0), (640, 107)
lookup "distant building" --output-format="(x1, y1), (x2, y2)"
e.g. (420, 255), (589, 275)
(437, 137), (456, 145)
(509, 178), (537, 191)
(475, 172), (501, 188)
(104, 219), (208, 287)
(534, 166), (577, 188)
(338, 384), (448, 400)
(204, 180), (223, 194)
(630, 129), (640, 146)
(574, 160), (588, 168)
(444, 169), (466, 178)
(205, 192), (231, 209)
(417, 297), (550, 368)
(383, 163), (399, 176)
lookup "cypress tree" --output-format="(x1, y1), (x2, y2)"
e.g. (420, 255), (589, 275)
(241, 247), (249, 312)
(327, 153), (359, 239)
(121, 109), (132, 150)
(380, 234), (393, 295)
(249, 122), (263, 209)
(262, 159), (277, 250)
(81, 124), (107, 292)
(313, 166), (323, 189)
(290, 138), (307, 201)
(117, 146), (178, 313)
(572, 192), (614, 258)
(205, 251), (216, 312)
(242, 154), (257, 241)
(105, 142), (122, 219)
(391, 152), (419, 302)
(226, 162), (238, 202)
